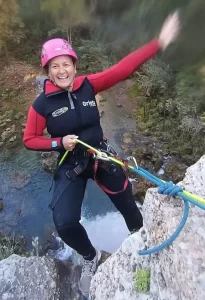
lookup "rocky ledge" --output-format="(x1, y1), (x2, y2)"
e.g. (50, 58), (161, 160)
(90, 155), (205, 300)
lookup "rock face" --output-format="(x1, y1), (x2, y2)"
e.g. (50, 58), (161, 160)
(0, 254), (84, 300)
(0, 255), (60, 300)
(90, 155), (205, 300)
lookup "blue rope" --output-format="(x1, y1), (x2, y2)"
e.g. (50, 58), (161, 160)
(133, 167), (163, 186)
(128, 166), (205, 255)
(132, 167), (205, 210)
(139, 167), (163, 185)
(138, 199), (189, 255)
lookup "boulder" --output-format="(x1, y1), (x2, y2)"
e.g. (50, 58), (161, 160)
(0, 255), (60, 300)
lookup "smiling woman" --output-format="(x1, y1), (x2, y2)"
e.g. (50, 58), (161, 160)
(48, 56), (77, 90)
(23, 11), (180, 297)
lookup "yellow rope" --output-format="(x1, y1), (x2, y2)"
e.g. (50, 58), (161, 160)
(58, 138), (205, 205)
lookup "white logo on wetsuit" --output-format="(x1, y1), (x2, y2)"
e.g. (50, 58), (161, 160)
(52, 107), (68, 117)
(82, 100), (96, 107)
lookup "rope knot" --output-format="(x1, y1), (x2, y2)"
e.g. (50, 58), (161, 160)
(158, 181), (183, 197)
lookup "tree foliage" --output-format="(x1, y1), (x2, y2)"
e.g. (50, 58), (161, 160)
(40, 0), (96, 42)
(0, 0), (24, 64)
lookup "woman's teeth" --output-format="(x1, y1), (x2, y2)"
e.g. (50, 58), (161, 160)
(58, 76), (68, 80)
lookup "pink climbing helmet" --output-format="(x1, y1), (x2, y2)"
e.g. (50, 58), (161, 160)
(41, 38), (78, 67)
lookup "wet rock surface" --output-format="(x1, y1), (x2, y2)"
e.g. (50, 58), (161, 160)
(41, 152), (59, 173)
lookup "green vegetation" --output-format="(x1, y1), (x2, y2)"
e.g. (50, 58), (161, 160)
(0, 234), (25, 261)
(130, 59), (205, 164)
(134, 268), (151, 293)
(0, 0), (204, 163)
(128, 83), (142, 99)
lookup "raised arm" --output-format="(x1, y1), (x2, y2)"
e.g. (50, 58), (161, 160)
(87, 39), (160, 94)
(87, 11), (180, 94)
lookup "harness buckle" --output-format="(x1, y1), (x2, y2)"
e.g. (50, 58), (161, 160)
(100, 161), (117, 173)
(65, 162), (86, 180)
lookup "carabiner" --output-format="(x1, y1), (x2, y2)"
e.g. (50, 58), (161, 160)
(126, 156), (139, 169)
(94, 151), (110, 161)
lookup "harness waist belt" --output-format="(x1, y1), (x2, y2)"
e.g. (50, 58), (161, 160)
(68, 150), (92, 157)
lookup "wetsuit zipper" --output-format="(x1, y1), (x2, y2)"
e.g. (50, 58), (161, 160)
(68, 91), (75, 109)
(73, 93), (82, 129)
(68, 92), (82, 134)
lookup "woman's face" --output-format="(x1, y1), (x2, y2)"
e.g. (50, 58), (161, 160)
(48, 55), (76, 90)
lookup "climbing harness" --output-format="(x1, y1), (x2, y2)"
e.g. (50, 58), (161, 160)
(93, 159), (129, 195)
(59, 138), (129, 195)
(59, 138), (205, 256)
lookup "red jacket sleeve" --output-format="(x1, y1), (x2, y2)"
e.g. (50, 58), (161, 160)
(87, 39), (160, 94)
(23, 106), (63, 151)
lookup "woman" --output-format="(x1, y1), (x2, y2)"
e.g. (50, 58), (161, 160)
(23, 12), (180, 296)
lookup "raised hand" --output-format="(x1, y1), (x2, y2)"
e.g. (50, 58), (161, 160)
(159, 11), (180, 51)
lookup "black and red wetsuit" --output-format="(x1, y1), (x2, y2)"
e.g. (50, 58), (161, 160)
(23, 39), (159, 155)
(23, 39), (160, 260)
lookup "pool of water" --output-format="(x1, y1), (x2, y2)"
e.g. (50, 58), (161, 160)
(0, 146), (130, 255)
